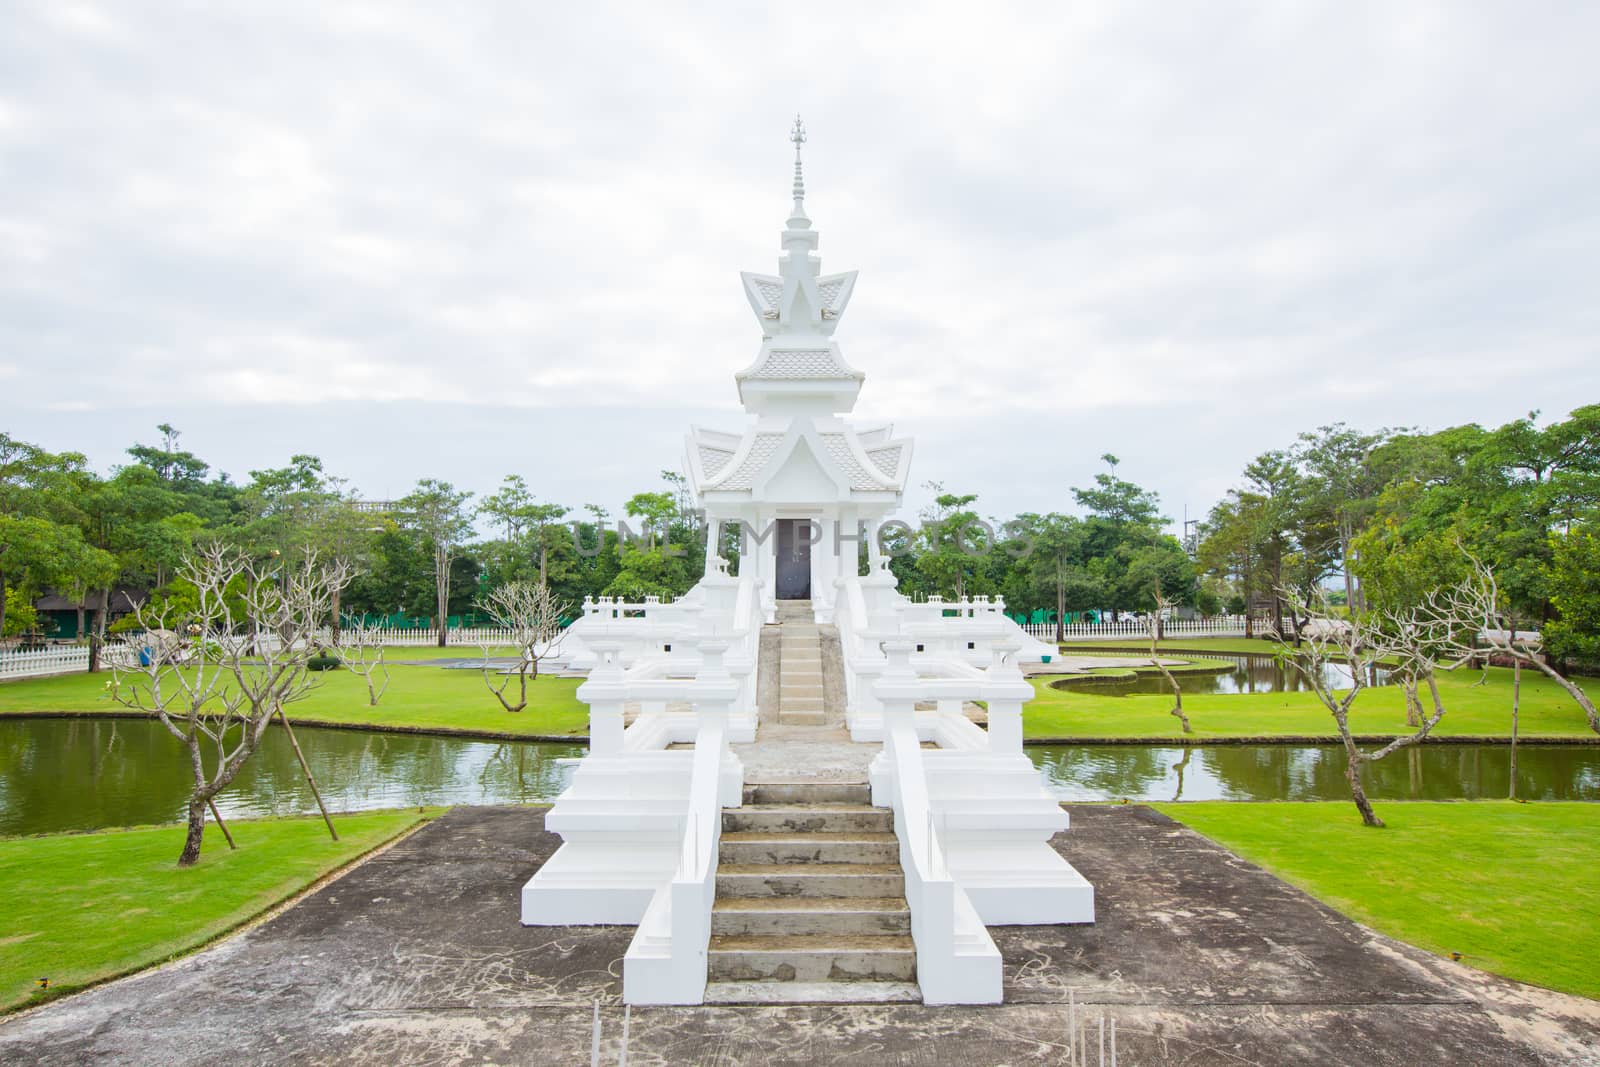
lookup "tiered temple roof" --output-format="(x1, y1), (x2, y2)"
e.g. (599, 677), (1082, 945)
(686, 118), (912, 506)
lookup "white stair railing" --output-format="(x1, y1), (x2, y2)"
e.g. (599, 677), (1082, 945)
(875, 639), (1002, 1004)
(619, 638), (741, 1005)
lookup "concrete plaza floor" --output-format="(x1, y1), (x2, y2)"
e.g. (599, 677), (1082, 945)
(3, 805), (1597, 1065)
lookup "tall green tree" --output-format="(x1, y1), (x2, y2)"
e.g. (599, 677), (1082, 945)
(916, 485), (986, 600)
(1294, 423), (1393, 613)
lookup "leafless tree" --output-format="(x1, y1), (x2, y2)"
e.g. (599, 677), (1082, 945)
(336, 615), (391, 706)
(1282, 589), (1457, 828)
(1142, 583), (1190, 733)
(476, 580), (569, 713)
(108, 544), (350, 865)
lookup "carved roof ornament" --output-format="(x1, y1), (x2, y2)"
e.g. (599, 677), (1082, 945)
(735, 116), (862, 408)
(789, 113), (808, 225)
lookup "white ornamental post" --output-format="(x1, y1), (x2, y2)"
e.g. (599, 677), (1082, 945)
(984, 639), (1027, 754)
(577, 641), (628, 756)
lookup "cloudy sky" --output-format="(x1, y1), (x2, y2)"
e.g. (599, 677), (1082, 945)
(3, 1), (1597, 530)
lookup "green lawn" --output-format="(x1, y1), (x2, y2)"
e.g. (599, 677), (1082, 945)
(0, 663), (589, 738)
(1158, 801), (1600, 1000)
(1027, 663), (1600, 740)
(0, 810), (429, 1012)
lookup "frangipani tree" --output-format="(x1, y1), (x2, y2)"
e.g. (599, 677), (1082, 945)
(1282, 587), (1464, 827)
(477, 579), (569, 713)
(109, 544), (350, 865)
(336, 614), (391, 707)
(1141, 581), (1191, 734)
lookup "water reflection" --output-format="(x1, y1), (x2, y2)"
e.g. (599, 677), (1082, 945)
(5, 719), (1596, 838)
(1031, 743), (1600, 802)
(1051, 654), (1392, 697)
(0, 718), (582, 837)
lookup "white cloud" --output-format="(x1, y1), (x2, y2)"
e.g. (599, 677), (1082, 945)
(1, 1), (1597, 518)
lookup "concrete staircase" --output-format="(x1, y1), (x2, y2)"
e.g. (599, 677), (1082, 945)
(704, 782), (919, 1004)
(775, 600), (825, 726)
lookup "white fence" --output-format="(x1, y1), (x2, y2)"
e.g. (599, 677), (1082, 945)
(0, 626), (530, 682)
(1018, 615), (1291, 643)
(324, 626), (522, 647)
(0, 645), (91, 681)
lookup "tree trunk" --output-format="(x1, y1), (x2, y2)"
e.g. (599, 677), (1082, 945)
(1509, 658), (1521, 800)
(330, 587), (342, 644)
(1055, 582), (1065, 644)
(178, 795), (206, 866)
(539, 540), (549, 590)
(436, 547), (450, 648)
(1339, 520), (1356, 614)
(1165, 671), (1189, 733)
(1336, 726), (1383, 827)
(1404, 681), (1422, 728)
(1345, 755), (1383, 827)
(0, 568), (7, 637)
(76, 602), (86, 641)
(1270, 555), (1285, 638)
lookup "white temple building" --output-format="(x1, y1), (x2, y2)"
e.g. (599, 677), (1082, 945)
(524, 119), (1093, 1007)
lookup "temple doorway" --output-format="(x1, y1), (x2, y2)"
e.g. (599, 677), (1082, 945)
(775, 519), (812, 599)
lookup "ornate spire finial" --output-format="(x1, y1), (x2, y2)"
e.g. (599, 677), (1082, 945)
(789, 113), (807, 211)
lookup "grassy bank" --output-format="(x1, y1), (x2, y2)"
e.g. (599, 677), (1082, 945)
(0, 664), (588, 739)
(1158, 801), (1600, 1000)
(0, 810), (430, 1013)
(1027, 663), (1600, 741)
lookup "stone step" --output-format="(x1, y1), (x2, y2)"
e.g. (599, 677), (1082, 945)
(779, 697), (824, 711)
(777, 710), (826, 726)
(744, 783), (871, 805)
(716, 863), (905, 898)
(719, 831), (900, 866)
(779, 684), (825, 700)
(711, 897), (912, 937)
(707, 934), (916, 982)
(723, 805), (894, 834)
(703, 980), (921, 1005)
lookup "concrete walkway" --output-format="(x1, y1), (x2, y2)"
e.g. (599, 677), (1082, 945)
(4, 805), (1597, 1065)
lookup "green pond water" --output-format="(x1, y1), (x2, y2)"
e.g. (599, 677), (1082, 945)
(1051, 652), (1393, 696)
(0, 718), (583, 837)
(1030, 743), (1600, 802)
(1, 719), (1595, 836)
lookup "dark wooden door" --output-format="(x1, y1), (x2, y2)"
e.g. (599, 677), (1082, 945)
(775, 519), (812, 600)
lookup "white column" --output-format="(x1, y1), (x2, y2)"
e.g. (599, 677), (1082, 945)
(866, 514), (885, 573)
(814, 514), (837, 611)
(754, 510), (777, 620)
(703, 513), (721, 573)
